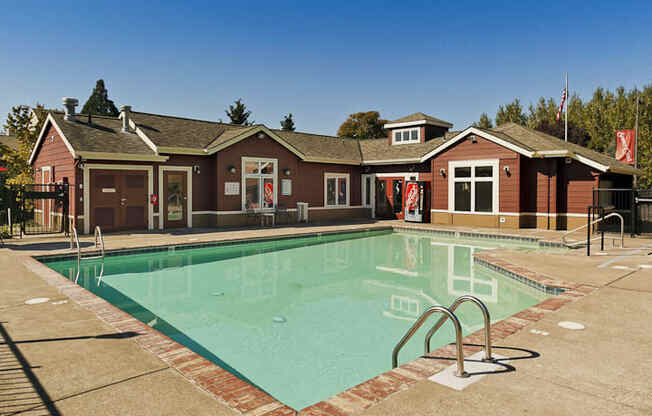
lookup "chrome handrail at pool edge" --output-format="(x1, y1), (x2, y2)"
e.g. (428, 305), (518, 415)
(392, 305), (469, 378)
(424, 295), (494, 363)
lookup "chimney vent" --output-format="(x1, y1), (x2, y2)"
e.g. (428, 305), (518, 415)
(120, 105), (132, 133)
(62, 98), (79, 121)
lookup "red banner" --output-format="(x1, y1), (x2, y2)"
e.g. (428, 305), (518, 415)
(615, 130), (635, 164)
(264, 182), (274, 205)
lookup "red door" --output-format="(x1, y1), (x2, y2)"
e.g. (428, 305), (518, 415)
(90, 170), (148, 232)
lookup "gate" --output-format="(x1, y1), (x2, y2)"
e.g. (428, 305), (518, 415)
(635, 189), (652, 234)
(592, 188), (635, 235)
(12, 183), (69, 236)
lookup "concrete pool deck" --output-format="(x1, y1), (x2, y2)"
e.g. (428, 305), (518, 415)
(1, 221), (651, 415)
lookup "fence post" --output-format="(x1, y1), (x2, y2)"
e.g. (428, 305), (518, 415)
(7, 208), (11, 238)
(587, 206), (591, 257)
(631, 188), (637, 237)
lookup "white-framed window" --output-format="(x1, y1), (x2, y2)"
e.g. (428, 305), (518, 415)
(447, 159), (499, 213)
(324, 173), (350, 207)
(392, 128), (420, 144)
(241, 157), (278, 211)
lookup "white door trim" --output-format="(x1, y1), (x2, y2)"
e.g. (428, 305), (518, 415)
(158, 166), (193, 229)
(83, 164), (154, 234)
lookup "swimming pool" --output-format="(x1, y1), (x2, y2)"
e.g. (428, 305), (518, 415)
(42, 230), (550, 410)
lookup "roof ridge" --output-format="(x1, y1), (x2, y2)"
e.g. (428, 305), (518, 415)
(272, 129), (344, 140)
(131, 111), (242, 127)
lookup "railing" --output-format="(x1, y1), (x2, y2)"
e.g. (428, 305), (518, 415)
(561, 208), (624, 255)
(392, 305), (468, 377)
(70, 225), (105, 284)
(424, 295), (494, 363)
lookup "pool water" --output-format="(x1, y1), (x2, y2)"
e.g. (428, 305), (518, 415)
(43, 230), (550, 410)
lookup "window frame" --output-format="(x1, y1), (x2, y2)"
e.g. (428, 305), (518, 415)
(324, 172), (350, 207)
(392, 128), (420, 145)
(447, 159), (499, 214)
(361, 174), (373, 208)
(241, 157), (278, 211)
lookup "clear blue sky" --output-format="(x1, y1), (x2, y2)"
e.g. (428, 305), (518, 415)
(1, 1), (650, 136)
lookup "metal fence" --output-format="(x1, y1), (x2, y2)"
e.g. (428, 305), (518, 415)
(592, 188), (652, 235)
(13, 183), (69, 235)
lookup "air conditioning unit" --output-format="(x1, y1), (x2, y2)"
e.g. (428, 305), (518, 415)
(296, 202), (309, 222)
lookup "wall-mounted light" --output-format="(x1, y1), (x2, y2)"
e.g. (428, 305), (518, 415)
(470, 135), (477, 143)
(193, 165), (201, 174)
(228, 165), (236, 174)
(257, 132), (265, 139)
(283, 168), (291, 176)
(503, 165), (510, 175)
(439, 168), (446, 177)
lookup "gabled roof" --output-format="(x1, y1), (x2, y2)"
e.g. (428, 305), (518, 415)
(273, 130), (361, 164)
(385, 112), (453, 129)
(29, 112), (168, 164)
(360, 132), (459, 164)
(128, 111), (251, 150)
(420, 122), (640, 175)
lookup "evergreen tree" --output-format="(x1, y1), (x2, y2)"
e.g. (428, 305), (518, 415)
(280, 113), (295, 131)
(495, 99), (527, 126)
(337, 111), (387, 139)
(2, 105), (46, 185)
(225, 99), (252, 125)
(473, 113), (493, 129)
(81, 79), (119, 116)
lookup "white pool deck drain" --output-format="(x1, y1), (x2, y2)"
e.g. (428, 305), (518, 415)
(428, 351), (507, 390)
(558, 321), (585, 330)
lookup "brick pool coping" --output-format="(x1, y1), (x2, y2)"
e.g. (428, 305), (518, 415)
(21, 226), (591, 416)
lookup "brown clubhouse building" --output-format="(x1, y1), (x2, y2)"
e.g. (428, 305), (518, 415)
(28, 98), (638, 234)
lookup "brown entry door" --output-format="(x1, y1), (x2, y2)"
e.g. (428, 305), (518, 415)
(90, 170), (148, 232)
(163, 171), (187, 228)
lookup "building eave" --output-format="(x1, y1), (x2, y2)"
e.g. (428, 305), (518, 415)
(384, 119), (453, 129)
(76, 151), (169, 162)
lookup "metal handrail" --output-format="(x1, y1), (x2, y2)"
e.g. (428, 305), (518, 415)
(392, 306), (468, 378)
(94, 226), (105, 259)
(70, 226), (81, 284)
(561, 212), (624, 249)
(424, 295), (494, 362)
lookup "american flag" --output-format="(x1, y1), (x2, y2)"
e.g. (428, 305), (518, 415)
(556, 88), (567, 121)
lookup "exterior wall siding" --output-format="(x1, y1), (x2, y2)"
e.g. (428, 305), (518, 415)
(31, 123), (78, 223)
(430, 134), (519, 212)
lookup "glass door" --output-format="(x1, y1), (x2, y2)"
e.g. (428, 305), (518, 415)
(164, 171), (187, 228)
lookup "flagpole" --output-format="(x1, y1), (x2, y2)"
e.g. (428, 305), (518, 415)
(565, 72), (568, 142)
(635, 91), (639, 187)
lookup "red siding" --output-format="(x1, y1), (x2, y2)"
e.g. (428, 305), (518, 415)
(32, 123), (78, 218)
(216, 133), (362, 211)
(562, 160), (600, 214)
(430, 134), (519, 211)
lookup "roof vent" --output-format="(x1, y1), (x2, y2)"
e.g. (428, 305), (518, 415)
(62, 98), (78, 121)
(120, 105), (132, 133)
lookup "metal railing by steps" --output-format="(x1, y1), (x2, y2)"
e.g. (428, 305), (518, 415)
(70, 225), (105, 284)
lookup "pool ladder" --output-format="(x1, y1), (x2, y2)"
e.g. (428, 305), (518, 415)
(70, 226), (105, 284)
(392, 295), (494, 378)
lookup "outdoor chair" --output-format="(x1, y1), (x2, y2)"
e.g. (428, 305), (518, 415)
(275, 204), (292, 225)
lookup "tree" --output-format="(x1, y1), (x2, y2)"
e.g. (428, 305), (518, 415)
(495, 98), (527, 126)
(280, 113), (295, 131)
(2, 105), (47, 185)
(225, 99), (252, 125)
(81, 79), (119, 116)
(473, 113), (493, 129)
(337, 111), (387, 139)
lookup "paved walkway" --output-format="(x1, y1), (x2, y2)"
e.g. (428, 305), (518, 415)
(1, 222), (651, 415)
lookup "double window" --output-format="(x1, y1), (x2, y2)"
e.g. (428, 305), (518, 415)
(392, 128), (420, 144)
(242, 157), (277, 210)
(448, 160), (498, 213)
(325, 173), (350, 207)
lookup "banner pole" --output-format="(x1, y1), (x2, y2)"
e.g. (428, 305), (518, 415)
(634, 91), (639, 187)
(565, 72), (568, 142)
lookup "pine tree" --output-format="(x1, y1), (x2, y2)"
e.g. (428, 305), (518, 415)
(495, 99), (527, 126)
(225, 99), (252, 125)
(280, 113), (295, 131)
(81, 79), (119, 116)
(473, 113), (493, 129)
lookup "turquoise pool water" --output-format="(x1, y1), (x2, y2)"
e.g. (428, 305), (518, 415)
(43, 230), (550, 410)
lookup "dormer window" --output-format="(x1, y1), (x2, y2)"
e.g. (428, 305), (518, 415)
(392, 128), (420, 145)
